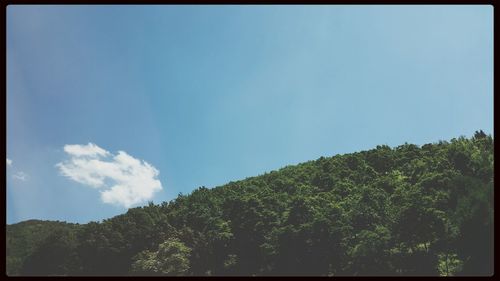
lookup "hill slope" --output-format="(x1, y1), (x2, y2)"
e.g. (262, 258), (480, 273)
(6, 131), (493, 276)
(6, 220), (80, 275)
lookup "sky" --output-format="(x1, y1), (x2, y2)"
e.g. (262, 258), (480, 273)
(6, 5), (493, 224)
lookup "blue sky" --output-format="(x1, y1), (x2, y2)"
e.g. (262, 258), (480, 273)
(6, 5), (493, 224)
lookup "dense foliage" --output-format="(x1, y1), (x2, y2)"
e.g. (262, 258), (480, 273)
(6, 131), (493, 276)
(6, 220), (81, 275)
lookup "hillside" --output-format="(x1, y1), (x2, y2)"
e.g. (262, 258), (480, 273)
(6, 131), (493, 276)
(6, 220), (81, 275)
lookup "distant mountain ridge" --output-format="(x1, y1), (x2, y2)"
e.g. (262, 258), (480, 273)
(6, 131), (493, 276)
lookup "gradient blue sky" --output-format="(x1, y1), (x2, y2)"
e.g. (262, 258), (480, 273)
(6, 5), (493, 224)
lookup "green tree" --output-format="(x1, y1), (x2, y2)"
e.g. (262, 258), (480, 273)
(131, 237), (191, 276)
(7, 132), (493, 276)
(21, 227), (80, 276)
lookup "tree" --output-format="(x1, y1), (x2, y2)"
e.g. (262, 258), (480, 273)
(7, 132), (493, 276)
(21, 227), (80, 276)
(131, 238), (191, 276)
(348, 226), (393, 275)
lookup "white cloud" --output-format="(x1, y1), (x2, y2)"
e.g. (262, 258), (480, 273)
(7, 158), (12, 166)
(12, 171), (29, 181)
(63, 143), (110, 158)
(56, 143), (163, 208)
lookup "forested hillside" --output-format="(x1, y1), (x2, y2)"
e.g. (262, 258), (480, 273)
(6, 220), (81, 275)
(6, 131), (493, 276)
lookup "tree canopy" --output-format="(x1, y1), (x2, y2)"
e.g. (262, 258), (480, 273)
(7, 131), (493, 276)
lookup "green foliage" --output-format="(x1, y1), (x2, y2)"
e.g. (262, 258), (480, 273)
(131, 238), (191, 276)
(6, 131), (493, 276)
(20, 227), (80, 276)
(6, 220), (80, 276)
